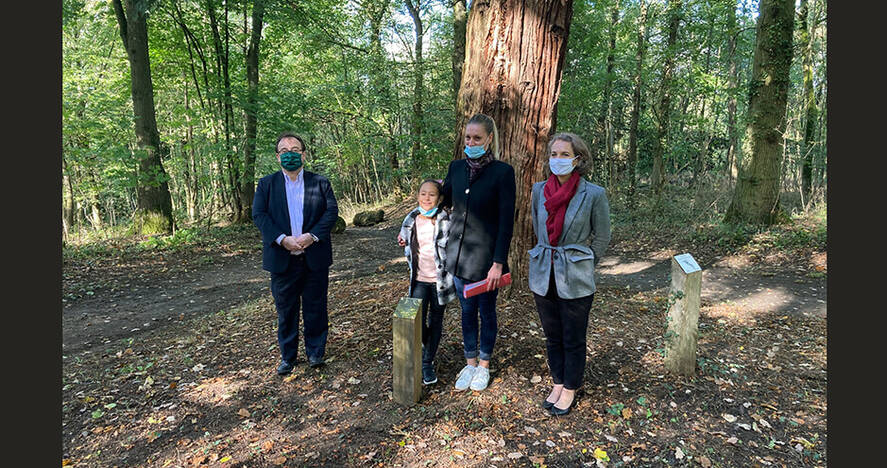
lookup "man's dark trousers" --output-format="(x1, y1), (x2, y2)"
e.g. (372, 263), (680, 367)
(271, 254), (329, 364)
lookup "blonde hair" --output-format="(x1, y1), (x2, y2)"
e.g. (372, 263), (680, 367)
(467, 113), (500, 159)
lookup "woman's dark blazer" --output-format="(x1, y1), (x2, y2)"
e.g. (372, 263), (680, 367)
(441, 158), (516, 282)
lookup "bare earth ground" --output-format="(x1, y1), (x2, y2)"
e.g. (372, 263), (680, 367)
(62, 202), (826, 467)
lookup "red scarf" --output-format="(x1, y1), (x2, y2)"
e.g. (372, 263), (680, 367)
(543, 172), (580, 246)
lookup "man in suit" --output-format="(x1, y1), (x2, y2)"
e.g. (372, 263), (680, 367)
(253, 131), (339, 375)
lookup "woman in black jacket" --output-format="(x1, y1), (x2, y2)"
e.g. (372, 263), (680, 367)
(441, 113), (516, 392)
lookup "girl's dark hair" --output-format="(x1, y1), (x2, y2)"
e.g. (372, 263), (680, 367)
(466, 113), (500, 159)
(275, 131), (307, 153)
(418, 178), (443, 195)
(545, 132), (592, 177)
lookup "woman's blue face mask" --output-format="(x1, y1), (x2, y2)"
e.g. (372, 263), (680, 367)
(464, 145), (486, 159)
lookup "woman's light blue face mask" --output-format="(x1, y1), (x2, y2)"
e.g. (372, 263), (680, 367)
(549, 157), (576, 175)
(464, 145), (487, 159)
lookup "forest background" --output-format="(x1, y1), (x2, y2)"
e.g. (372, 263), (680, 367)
(62, 0), (826, 244)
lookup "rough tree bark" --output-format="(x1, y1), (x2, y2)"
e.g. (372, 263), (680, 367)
(454, 0), (574, 286)
(650, 0), (682, 194)
(239, 0), (265, 223)
(627, 0), (648, 208)
(724, 0), (795, 225)
(112, 0), (174, 234)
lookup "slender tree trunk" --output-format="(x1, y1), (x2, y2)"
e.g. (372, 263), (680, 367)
(726, 2), (740, 183)
(452, 0), (467, 111)
(62, 154), (76, 236)
(604, 0), (619, 189)
(724, 0), (795, 225)
(456, 0), (574, 287)
(406, 0), (425, 169)
(798, 0), (818, 202)
(112, 0), (174, 234)
(650, 0), (682, 194)
(627, 0), (647, 208)
(207, 0), (240, 220)
(239, 0), (265, 223)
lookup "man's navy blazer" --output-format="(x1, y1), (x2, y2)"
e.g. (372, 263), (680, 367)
(252, 170), (339, 273)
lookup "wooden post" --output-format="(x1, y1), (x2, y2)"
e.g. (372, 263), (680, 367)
(392, 297), (423, 406)
(664, 253), (703, 376)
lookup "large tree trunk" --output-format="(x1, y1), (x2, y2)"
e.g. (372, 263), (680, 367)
(455, 0), (574, 287)
(724, 0), (795, 225)
(112, 0), (174, 234)
(406, 0), (425, 169)
(239, 0), (265, 223)
(798, 0), (818, 203)
(627, 0), (648, 208)
(650, 0), (682, 194)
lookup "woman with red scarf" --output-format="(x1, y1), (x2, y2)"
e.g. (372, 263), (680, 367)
(528, 133), (611, 416)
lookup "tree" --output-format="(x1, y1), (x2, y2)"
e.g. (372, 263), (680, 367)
(405, 0), (425, 169)
(238, 0), (266, 223)
(626, 0), (648, 207)
(451, 0), (467, 109)
(725, 0), (795, 225)
(650, 0), (682, 194)
(112, 0), (174, 233)
(455, 0), (574, 285)
(797, 0), (819, 203)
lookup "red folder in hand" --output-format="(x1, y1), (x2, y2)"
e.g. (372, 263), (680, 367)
(463, 273), (512, 298)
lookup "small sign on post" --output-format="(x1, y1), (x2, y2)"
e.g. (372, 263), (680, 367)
(664, 253), (702, 376)
(392, 297), (423, 406)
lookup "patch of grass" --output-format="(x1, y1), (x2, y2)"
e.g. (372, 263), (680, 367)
(138, 228), (198, 251)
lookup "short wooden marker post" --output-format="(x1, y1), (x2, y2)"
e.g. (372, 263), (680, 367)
(392, 297), (423, 406)
(664, 253), (703, 376)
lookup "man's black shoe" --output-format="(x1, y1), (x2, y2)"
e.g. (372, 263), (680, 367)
(308, 356), (325, 368)
(277, 360), (295, 375)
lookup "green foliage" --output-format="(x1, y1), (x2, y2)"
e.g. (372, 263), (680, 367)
(138, 228), (198, 251)
(63, 0), (827, 237)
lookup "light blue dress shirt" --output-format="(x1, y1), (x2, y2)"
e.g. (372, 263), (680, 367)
(276, 169), (305, 255)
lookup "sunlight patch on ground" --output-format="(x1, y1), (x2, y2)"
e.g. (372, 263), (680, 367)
(702, 288), (796, 325)
(648, 249), (679, 261)
(597, 257), (659, 275)
(182, 376), (248, 406)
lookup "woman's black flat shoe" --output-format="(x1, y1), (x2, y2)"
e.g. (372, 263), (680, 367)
(542, 399), (555, 410)
(549, 389), (583, 416)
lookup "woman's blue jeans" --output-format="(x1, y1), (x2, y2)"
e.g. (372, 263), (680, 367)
(453, 276), (499, 361)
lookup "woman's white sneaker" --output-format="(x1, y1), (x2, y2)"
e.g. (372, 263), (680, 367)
(454, 365), (477, 391)
(469, 366), (490, 391)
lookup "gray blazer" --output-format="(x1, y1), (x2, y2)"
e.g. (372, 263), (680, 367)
(528, 179), (611, 299)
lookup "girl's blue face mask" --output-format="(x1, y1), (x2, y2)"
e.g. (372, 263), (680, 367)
(464, 145), (487, 159)
(418, 206), (439, 217)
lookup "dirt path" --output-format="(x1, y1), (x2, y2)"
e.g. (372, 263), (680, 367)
(63, 215), (825, 356)
(597, 254), (827, 319)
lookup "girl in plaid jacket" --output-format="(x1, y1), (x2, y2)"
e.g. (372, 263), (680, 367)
(397, 179), (457, 385)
